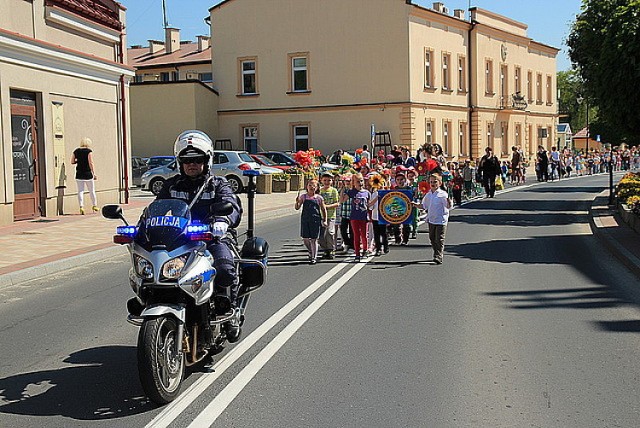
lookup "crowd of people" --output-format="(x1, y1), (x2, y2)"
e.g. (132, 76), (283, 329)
(295, 142), (640, 265)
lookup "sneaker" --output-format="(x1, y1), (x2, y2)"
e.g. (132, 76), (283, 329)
(310, 259), (317, 265)
(327, 251), (335, 260)
(383, 247), (390, 254)
(80, 207), (85, 215)
(374, 250), (382, 257)
(401, 241), (408, 246)
(354, 256), (361, 263)
(433, 259), (442, 265)
(92, 205), (99, 212)
(410, 232), (417, 239)
(347, 248), (355, 255)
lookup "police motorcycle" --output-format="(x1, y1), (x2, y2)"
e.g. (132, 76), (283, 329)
(102, 170), (268, 404)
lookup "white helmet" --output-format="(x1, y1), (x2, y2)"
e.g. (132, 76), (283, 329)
(174, 130), (214, 174)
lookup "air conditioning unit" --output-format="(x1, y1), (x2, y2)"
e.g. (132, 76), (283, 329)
(186, 71), (198, 80)
(442, 6), (449, 14)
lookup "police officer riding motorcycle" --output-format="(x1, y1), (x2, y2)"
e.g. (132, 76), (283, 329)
(157, 130), (243, 342)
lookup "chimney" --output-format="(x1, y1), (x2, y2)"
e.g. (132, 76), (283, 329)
(432, 2), (445, 13)
(148, 39), (164, 54)
(453, 9), (465, 19)
(165, 27), (180, 54)
(197, 35), (210, 52)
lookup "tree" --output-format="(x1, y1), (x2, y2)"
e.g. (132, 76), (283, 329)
(567, 0), (640, 142)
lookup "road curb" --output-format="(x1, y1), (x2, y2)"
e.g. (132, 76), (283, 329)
(0, 245), (128, 289)
(588, 190), (640, 280)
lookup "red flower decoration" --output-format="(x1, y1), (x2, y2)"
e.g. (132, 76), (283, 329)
(426, 159), (438, 171)
(416, 162), (428, 174)
(356, 148), (363, 154)
(418, 181), (430, 193)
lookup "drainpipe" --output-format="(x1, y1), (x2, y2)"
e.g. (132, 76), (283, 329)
(119, 33), (130, 203)
(467, 13), (476, 159)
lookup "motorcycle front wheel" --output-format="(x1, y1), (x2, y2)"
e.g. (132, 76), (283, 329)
(138, 316), (185, 404)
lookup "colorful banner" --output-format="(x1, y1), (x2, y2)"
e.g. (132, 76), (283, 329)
(377, 190), (414, 225)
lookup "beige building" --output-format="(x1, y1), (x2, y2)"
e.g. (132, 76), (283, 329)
(0, 0), (133, 225)
(128, 28), (218, 156)
(209, 0), (559, 162)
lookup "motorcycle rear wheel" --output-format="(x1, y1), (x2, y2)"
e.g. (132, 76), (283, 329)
(138, 316), (185, 404)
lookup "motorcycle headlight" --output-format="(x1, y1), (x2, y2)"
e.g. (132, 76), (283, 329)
(161, 254), (189, 279)
(134, 255), (154, 279)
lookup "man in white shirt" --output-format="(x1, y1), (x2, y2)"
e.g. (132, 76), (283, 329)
(419, 173), (452, 264)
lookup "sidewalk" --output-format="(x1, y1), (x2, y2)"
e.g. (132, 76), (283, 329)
(589, 190), (640, 279)
(0, 190), (297, 288)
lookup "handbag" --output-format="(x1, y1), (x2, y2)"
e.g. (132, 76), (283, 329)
(495, 175), (504, 190)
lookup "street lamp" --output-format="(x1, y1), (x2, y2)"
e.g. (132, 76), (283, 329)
(577, 95), (589, 153)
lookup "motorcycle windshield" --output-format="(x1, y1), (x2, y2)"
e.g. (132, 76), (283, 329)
(137, 199), (191, 247)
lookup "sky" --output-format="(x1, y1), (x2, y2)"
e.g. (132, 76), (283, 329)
(119, 0), (583, 71)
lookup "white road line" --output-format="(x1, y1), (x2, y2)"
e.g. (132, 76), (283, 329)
(188, 260), (369, 427)
(145, 260), (353, 428)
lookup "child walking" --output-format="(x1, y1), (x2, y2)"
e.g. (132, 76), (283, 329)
(295, 179), (327, 264)
(340, 173), (371, 262)
(418, 173), (452, 265)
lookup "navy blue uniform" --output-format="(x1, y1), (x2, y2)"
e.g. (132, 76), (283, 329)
(157, 173), (242, 295)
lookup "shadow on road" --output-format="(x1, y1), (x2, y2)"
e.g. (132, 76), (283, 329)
(451, 212), (589, 227)
(522, 186), (604, 194)
(462, 199), (592, 212)
(594, 320), (640, 333)
(0, 346), (154, 420)
(484, 286), (629, 310)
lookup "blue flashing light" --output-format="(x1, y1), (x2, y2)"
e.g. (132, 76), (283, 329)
(186, 224), (210, 234)
(243, 169), (261, 177)
(116, 226), (138, 236)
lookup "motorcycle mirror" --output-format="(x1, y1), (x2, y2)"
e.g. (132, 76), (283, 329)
(102, 204), (123, 220)
(211, 202), (233, 216)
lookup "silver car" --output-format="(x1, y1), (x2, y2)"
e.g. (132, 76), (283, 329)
(140, 151), (279, 195)
(211, 150), (280, 193)
(140, 161), (179, 195)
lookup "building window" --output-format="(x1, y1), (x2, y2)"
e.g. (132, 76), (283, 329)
(500, 64), (508, 107)
(501, 121), (509, 156)
(546, 75), (553, 104)
(239, 57), (257, 95)
(289, 53), (309, 92)
(457, 55), (466, 92)
(459, 122), (467, 156)
(242, 126), (258, 153)
(160, 72), (170, 82)
(199, 72), (213, 82)
(424, 48), (434, 89)
(443, 120), (451, 154)
(515, 123), (522, 148)
(292, 124), (310, 151)
(425, 119), (434, 144)
(515, 66), (521, 94)
(133, 75), (143, 83)
(527, 70), (533, 103)
(487, 122), (494, 149)
(536, 73), (543, 104)
(172, 71), (179, 81)
(442, 53), (451, 91)
(485, 59), (494, 94)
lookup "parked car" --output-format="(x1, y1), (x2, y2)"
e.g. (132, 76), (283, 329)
(250, 154), (293, 172)
(131, 156), (149, 187)
(140, 151), (276, 195)
(146, 156), (175, 170)
(212, 150), (280, 193)
(258, 151), (298, 168)
(140, 161), (179, 195)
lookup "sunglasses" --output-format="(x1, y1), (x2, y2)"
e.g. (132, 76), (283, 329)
(180, 157), (206, 164)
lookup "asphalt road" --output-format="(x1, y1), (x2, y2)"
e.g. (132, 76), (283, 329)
(1, 174), (640, 428)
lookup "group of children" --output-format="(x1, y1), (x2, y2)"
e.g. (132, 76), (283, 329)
(294, 167), (451, 265)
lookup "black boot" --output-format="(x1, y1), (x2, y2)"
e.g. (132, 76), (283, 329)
(226, 310), (242, 343)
